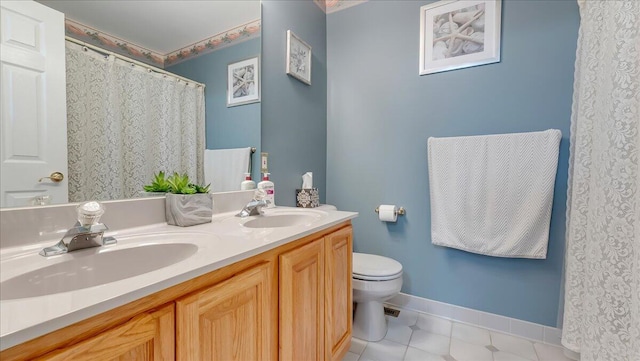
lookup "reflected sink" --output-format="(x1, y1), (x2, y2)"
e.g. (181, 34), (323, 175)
(241, 209), (326, 229)
(0, 242), (198, 300)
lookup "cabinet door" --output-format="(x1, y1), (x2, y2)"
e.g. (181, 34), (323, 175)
(176, 261), (276, 361)
(325, 227), (353, 361)
(279, 238), (325, 361)
(36, 304), (174, 361)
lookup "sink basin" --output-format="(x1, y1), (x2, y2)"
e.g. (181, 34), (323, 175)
(0, 242), (198, 300)
(241, 209), (326, 229)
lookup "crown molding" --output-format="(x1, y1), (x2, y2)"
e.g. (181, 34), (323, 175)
(314, 0), (368, 14)
(64, 18), (261, 68)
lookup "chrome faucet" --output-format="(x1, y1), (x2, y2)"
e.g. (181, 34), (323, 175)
(39, 222), (117, 257)
(236, 190), (269, 217)
(236, 199), (268, 217)
(39, 201), (117, 257)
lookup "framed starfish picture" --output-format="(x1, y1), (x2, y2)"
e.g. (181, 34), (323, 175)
(286, 30), (312, 85)
(227, 56), (260, 107)
(419, 0), (502, 75)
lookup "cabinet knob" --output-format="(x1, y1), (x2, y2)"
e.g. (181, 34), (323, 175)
(39, 172), (64, 183)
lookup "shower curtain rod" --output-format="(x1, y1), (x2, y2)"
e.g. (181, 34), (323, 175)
(65, 36), (206, 88)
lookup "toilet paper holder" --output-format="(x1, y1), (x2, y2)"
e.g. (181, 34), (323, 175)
(374, 206), (406, 216)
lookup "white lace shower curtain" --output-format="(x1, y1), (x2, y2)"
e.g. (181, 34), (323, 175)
(562, 1), (639, 360)
(65, 42), (205, 202)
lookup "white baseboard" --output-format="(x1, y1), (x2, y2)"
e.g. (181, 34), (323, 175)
(386, 292), (563, 346)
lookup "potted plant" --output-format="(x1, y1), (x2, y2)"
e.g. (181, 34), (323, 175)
(162, 172), (213, 227)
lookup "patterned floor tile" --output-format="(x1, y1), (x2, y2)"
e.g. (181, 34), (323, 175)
(491, 332), (538, 360)
(416, 313), (453, 337)
(450, 338), (493, 361)
(348, 308), (572, 361)
(533, 343), (573, 361)
(493, 351), (536, 361)
(385, 322), (414, 345)
(341, 351), (361, 361)
(408, 329), (451, 355)
(360, 339), (408, 361)
(349, 337), (368, 355)
(451, 322), (491, 346)
(403, 346), (449, 361)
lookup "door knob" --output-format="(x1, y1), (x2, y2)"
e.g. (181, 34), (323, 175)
(39, 172), (64, 183)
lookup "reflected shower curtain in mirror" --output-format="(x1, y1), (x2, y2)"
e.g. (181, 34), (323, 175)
(65, 42), (205, 202)
(561, 1), (639, 360)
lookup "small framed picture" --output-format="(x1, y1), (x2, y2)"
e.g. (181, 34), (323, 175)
(286, 30), (312, 85)
(419, 0), (502, 75)
(227, 56), (260, 107)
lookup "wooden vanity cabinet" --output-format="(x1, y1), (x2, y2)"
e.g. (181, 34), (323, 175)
(1, 222), (352, 361)
(35, 304), (175, 361)
(176, 261), (277, 361)
(280, 238), (326, 361)
(279, 226), (353, 361)
(324, 226), (353, 361)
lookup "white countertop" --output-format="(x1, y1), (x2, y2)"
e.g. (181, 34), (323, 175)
(0, 207), (357, 350)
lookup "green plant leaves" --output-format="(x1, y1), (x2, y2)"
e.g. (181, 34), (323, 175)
(143, 171), (210, 194)
(143, 171), (171, 192)
(191, 183), (211, 194)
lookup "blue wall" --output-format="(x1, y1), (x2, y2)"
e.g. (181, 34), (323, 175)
(168, 38), (262, 181)
(262, 0), (327, 206)
(327, 0), (579, 327)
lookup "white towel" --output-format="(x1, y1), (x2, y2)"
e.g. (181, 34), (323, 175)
(204, 147), (252, 192)
(427, 129), (562, 259)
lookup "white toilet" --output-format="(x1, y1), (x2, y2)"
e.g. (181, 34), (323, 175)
(352, 252), (403, 341)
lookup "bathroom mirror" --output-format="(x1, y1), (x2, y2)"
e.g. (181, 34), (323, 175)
(1, 0), (261, 208)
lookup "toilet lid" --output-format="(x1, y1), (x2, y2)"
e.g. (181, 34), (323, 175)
(353, 253), (403, 281)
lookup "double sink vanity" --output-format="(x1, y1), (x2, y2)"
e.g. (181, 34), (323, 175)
(0, 194), (357, 360)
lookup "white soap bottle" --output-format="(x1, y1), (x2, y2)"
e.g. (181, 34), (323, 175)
(240, 172), (256, 190)
(257, 173), (275, 208)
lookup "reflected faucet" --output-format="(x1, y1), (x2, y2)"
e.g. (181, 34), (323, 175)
(39, 201), (117, 257)
(236, 190), (269, 217)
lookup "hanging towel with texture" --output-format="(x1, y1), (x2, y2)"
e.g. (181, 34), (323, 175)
(204, 147), (252, 192)
(427, 129), (562, 259)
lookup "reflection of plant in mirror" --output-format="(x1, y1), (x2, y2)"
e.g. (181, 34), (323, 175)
(143, 172), (210, 194)
(143, 171), (171, 192)
(166, 173), (210, 194)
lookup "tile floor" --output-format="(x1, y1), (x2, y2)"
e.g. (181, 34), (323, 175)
(342, 309), (573, 361)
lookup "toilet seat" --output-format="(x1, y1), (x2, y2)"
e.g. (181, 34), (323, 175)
(353, 253), (403, 281)
(353, 271), (403, 281)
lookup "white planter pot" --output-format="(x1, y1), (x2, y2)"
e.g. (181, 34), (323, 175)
(165, 193), (213, 227)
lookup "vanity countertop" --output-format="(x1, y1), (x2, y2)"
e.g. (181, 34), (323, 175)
(0, 207), (357, 350)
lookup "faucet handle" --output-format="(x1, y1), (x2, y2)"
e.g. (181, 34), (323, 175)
(76, 201), (105, 226)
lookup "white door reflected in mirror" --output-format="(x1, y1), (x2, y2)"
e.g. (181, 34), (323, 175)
(0, 1), (69, 208)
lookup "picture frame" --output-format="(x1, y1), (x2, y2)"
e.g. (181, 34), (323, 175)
(227, 56), (260, 107)
(286, 30), (312, 85)
(419, 0), (502, 75)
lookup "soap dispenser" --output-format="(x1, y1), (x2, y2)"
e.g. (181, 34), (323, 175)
(257, 173), (275, 208)
(240, 172), (256, 190)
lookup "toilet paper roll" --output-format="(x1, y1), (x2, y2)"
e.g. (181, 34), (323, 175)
(378, 205), (398, 222)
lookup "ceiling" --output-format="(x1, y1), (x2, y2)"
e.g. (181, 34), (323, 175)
(36, 0), (261, 54)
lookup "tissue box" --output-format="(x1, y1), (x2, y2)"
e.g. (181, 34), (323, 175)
(296, 188), (319, 208)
